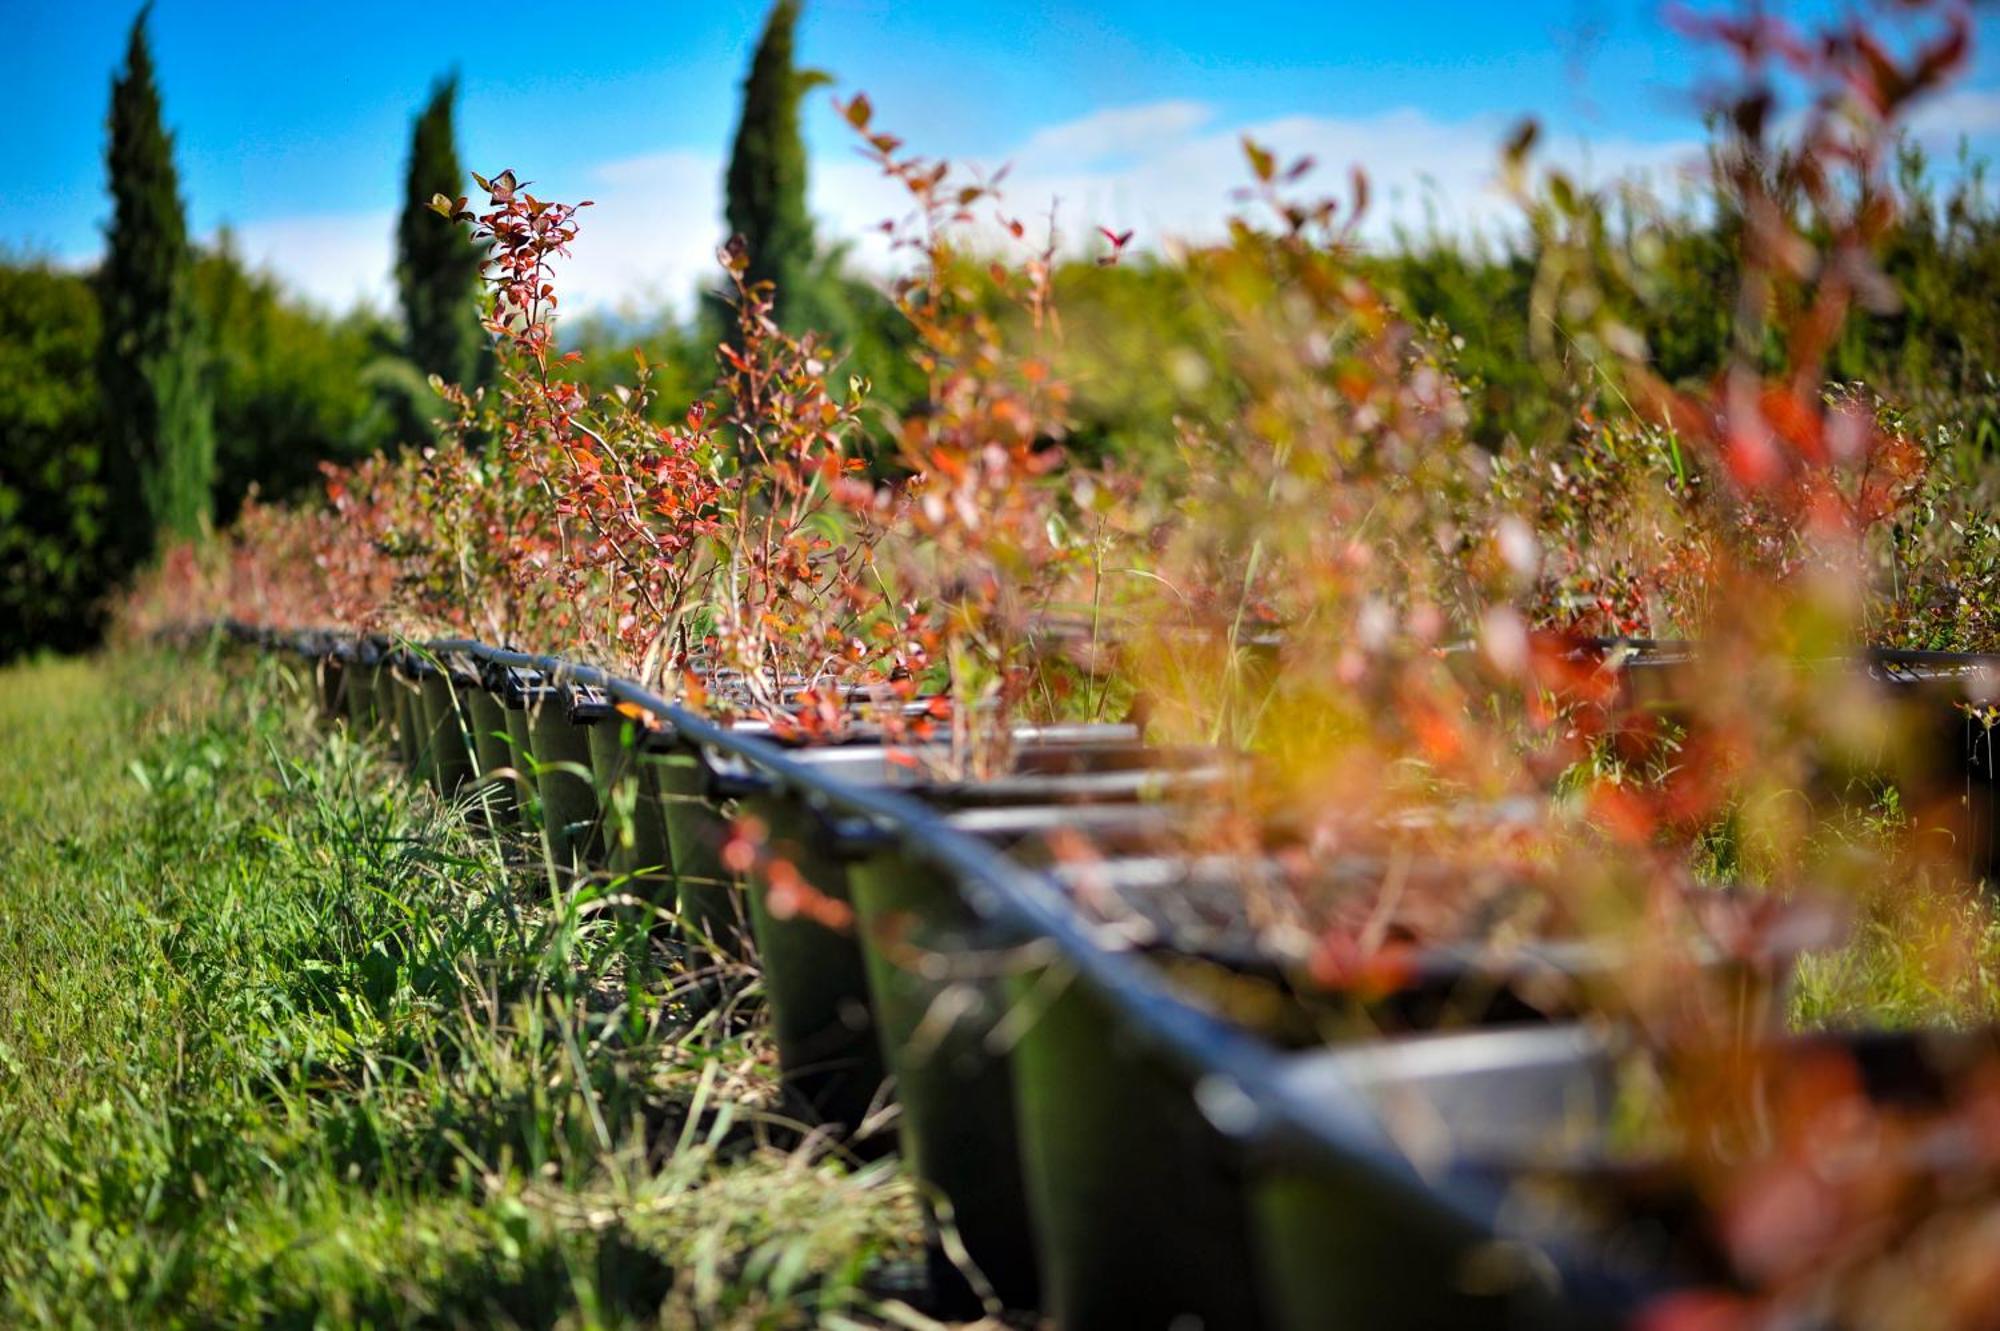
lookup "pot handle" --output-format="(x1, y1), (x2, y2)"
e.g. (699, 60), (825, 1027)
(824, 809), (896, 860)
(701, 746), (776, 801)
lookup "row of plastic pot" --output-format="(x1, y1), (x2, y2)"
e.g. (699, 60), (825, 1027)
(214, 622), (2000, 1330)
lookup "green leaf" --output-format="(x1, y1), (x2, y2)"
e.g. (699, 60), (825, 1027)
(1243, 137), (1276, 184)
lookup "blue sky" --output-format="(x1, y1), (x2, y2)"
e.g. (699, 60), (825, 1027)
(9, 0), (2000, 314)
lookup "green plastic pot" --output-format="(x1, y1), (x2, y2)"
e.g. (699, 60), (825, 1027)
(1248, 1019), (1990, 1329)
(1247, 1026), (1650, 1331)
(367, 661), (396, 741)
(529, 693), (601, 869)
(650, 742), (753, 957)
(588, 713), (673, 904)
(738, 788), (886, 1137)
(832, 761), (1221, 1317)
(844, 846), (1040, 1313)
(873, 807), (1228, 1325)
(464, 685), (518, 824)
(504, 700), (539, 824)
(390, 669), (425, 777)
(731, 731), (1169, 1142)
(342, 660), (379, 736)
(1251, 1151), (1554, 1330)
(1007, 841), (1820, 1331)
(315, 654), (348, 726)
(1007, 961), (1267, 1330)
(418, 673), (477, 797)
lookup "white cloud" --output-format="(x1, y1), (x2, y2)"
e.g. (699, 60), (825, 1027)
(545, 147), (726, 319)
(221, 101), (1708, 319)
(222, 210), (396, 313)
(1014, 100), (1215, 167)
(973, 103), (1702, 255)
(1906, 87), (2000, 144)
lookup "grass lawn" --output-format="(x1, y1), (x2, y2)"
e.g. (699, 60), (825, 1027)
(0, 648), (921, 1329)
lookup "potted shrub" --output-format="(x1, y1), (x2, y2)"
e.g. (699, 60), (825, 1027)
(995, 842), (1821, 1329)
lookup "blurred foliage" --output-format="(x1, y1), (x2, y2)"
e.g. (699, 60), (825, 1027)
(0, 261), (111, 658)
(1041, 258), (1236, 469)
(0, 243), (412, 661)
(1375, 140), (2000, 452)
(12, 68), (2000, 662)
(564, 259), (924, 464)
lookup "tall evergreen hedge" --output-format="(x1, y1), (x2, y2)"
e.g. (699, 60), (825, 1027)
(396, 76), (486, 395)
(725, 0), (825, 332)
(97, 6), (213, 564)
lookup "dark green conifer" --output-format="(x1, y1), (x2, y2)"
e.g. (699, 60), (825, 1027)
(98, 4), (213, 561)
(724, 0), (827, 331)
(396, 76), (486, 393)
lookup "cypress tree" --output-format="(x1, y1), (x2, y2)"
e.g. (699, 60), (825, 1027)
(724, 0), (827, 331)
(396, 76), (486, 393)
(98, 5), (213, 563)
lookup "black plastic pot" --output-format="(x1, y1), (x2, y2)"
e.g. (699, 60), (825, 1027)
(1012, 840), (1828, 1331)
(1252, 1025), (1622, 1331)
(315, 650), (348, 726)
(738, 792), (886, 1136)
(835, 768), (1220, 1316)
(1595, 642), (2000, 887)
(1865, 651), (2000, 886)
(500, 670), (542, 828)
(464, 678), (518, 823)
(389, 662), (426, 777)
(1250, 1021), (2000, 1330)
(844, 820), (1041, 1313)
(584, 699), (673, 900)
(1009, 953), (1269, 1330)
(417, 670), (478, 798)
(341, 655), (380, 737)
(646, 732), (753, 957)
(529, 683), (601, 867)
(348, 643), (396, 742)
(730, 728), (1151, 1141)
